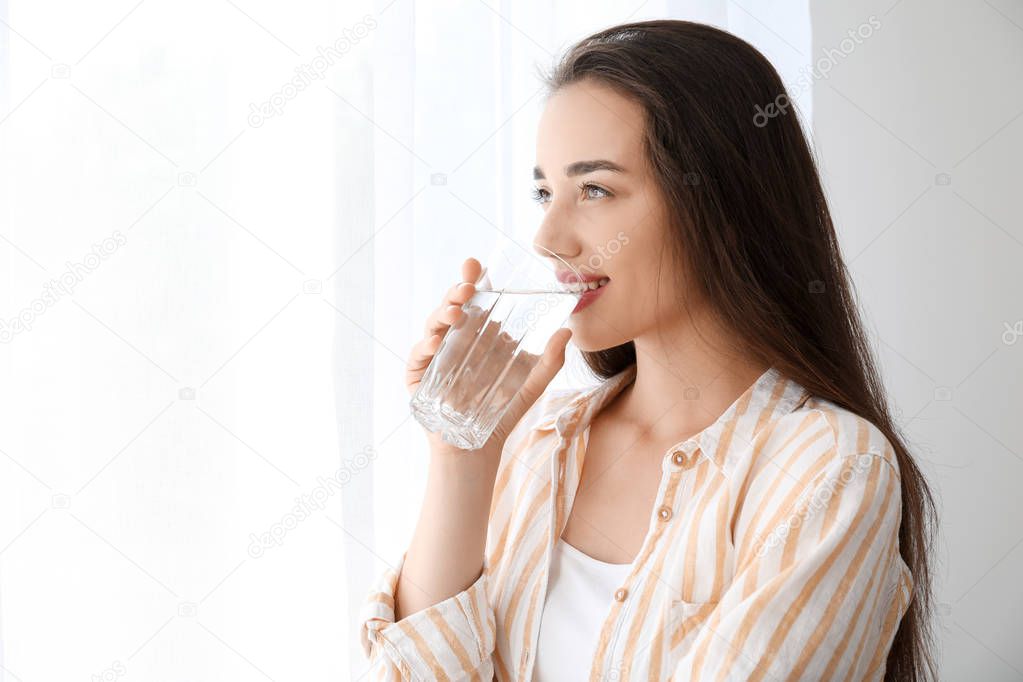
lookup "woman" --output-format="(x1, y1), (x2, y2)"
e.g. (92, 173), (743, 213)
(360, 19), (937, 682)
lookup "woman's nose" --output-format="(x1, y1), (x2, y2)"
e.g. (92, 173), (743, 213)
(531, 241), (573, 267)
(532, 212), (581, 263)
(531, 237), (578, 266)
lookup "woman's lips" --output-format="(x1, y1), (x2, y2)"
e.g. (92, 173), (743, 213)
(572, 279), (609, 314)
(555, 269), (607, 285)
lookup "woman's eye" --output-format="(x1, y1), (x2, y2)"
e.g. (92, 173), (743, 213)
(531, 184), (610, 205)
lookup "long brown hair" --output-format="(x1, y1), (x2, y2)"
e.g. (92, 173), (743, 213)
(541, 19), (937, 681)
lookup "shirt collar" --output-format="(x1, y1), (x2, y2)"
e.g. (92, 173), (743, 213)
(534, 363), (811, 479)
(533, 363), (637, 436)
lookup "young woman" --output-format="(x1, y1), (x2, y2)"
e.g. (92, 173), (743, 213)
(360, 19), (937, 682)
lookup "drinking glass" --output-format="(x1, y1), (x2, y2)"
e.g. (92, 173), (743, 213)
(409, 240), (583, 450)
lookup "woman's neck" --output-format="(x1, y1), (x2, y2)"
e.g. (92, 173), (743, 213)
(606, 314), (770, 447)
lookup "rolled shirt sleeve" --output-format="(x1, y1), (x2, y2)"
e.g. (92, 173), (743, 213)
(671, 451), (914, 681)
(360, 551), (496, 681)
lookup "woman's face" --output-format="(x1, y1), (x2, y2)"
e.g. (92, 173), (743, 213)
(532, 77), (686, 353)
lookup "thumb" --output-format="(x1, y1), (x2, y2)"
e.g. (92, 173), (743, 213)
(491, 327), (573, 443)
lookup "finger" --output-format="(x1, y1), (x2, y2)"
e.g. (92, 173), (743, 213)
(423, 278), (476, 336)
(461, 257), (483, 287)
(493, 327), (573, 439)
(408, 258), (482, 396)
(442, 281), (476, 307)
(424, 297), (469, 338)
(427, 258), (480, 333)
(405, 334), (443, 392)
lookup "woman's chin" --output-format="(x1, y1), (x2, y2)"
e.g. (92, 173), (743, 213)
(565, 329), (622, 354)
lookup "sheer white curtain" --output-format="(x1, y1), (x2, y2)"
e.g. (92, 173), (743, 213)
(0, 1), (808, 679)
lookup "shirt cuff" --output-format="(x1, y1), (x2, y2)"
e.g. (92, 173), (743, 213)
(359, 551), (495, 679)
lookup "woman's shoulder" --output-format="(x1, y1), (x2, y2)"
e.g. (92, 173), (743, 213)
(804, 396), (900, 471)
(750, 394), (902, 485)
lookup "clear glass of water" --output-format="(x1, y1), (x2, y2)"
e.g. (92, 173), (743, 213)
(409, 240), (583, 450)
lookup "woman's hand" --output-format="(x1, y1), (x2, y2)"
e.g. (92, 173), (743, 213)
(395, 256), (573, 621)
(406, 256), (573, 462)
(405, 257), (482, 398)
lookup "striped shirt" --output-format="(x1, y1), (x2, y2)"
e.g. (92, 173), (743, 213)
(360, 363), (913, 681)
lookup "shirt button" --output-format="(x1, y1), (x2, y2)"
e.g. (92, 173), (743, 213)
(671, 451), (686, 466)
(657, 505), (673, 521)
(614, 587), (628, 602)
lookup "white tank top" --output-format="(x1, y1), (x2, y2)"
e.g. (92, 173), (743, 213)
(532, 537), (632, 681)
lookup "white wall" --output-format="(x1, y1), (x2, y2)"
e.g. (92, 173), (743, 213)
(811, 0), (1023, 678)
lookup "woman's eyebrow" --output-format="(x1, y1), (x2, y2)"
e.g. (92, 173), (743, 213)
(532, 159), (626, 180)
